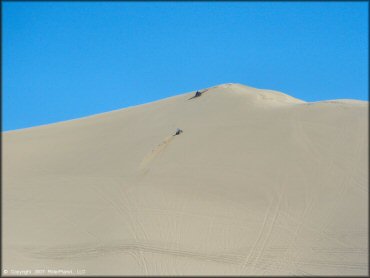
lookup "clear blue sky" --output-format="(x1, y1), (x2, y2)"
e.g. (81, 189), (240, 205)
(3, 2), (368, 131)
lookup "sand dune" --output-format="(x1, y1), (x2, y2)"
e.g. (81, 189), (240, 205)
(3, 83), (368, 275)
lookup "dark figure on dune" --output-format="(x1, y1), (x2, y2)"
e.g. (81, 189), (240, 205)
(194, 91), (202, 98)
(174, 128), (183, 136)
(188, 90), (205, 100)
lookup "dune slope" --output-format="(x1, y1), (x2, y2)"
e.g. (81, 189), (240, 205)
(3, 83), (368, 275)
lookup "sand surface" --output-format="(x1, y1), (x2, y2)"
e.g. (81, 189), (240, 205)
(3, 83), (368, 275)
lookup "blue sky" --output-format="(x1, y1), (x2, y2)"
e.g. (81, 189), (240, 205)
(3, 2), (368, 131)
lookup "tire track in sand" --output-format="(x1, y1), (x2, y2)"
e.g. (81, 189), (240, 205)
(21, 242), (245, 265)
(139, 135), (175, 173)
